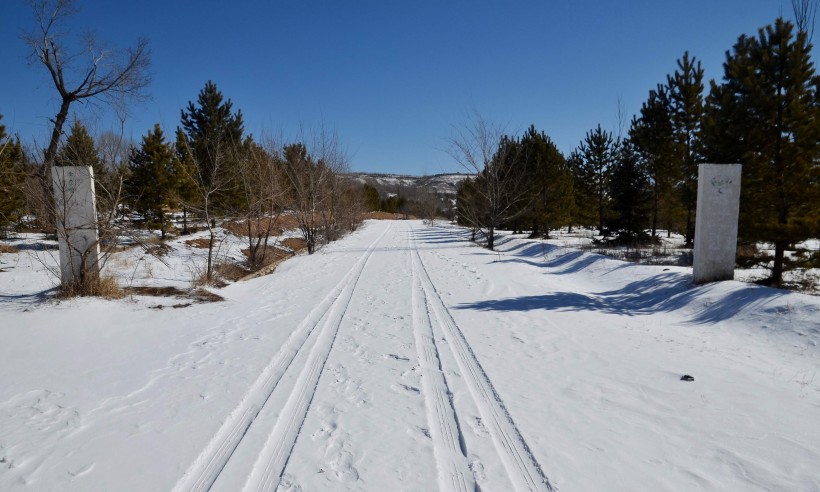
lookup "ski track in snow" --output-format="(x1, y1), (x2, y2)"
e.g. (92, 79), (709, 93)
(173, 224), (392, 492)
(239, 223), (392, 492)
(409, 223), (554, 492)
(409, 228), (475, 492)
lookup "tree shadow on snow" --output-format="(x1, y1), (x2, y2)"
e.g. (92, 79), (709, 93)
(454, 272), (787, 325)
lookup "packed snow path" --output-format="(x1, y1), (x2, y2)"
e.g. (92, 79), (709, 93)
(176, 221), (551, 491)
(1, 220), (818, 491)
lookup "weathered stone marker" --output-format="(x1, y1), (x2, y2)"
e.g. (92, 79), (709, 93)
(52, 166), (100, 285)
(693, 163), (742, 284)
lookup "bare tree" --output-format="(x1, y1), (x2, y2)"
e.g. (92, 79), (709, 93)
(447, 112), (529, 250)
(792, 0), (818, 41)
(236, 138), (287, 270)
(23, 0), (150, 175)
(179, 135), (235, 282)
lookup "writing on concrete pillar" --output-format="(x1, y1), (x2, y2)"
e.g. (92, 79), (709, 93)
(693, 163), (742, 284)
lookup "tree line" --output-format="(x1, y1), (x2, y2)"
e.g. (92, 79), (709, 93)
(0, 81), (375, 288)
(454, 17), (819, 285)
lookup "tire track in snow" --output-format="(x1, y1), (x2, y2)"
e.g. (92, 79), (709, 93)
(409, 228), (476, 492)
(411, 223), (554, 492)
(240, 224), (391, 492)
(173, 223), (392, 492)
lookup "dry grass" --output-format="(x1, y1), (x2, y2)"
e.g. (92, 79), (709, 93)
(216, 262), (251, 281)
(280, 237), (308, 253)
(123, 285), (225, 304)
(184, 238), (212, 249)
(361, 211), (417, 220)
(0, 243), (18, 254)
(124, 286), (187, 297)
(60, 274), (124, 299)
(222, 215), (301, 237)
(241, 246), (291, 270)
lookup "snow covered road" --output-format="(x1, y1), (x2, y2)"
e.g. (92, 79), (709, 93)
(2, 220), (819, 491)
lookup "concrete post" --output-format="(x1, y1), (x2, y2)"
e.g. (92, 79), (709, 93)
(693, 163), (742, 284)
(52, 166), (101, 286)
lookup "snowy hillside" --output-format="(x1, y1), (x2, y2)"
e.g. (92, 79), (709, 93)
(348, 172), (470, 197)
(1, 220), (818, 491)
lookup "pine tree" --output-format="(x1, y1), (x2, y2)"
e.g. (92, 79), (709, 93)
(180, 81), (245, 212)
(0, 114), (27, 234)
(630, 84), (679, 237)
(55, 120), (103, 177)
(609, 141), (652, 242)
(172, 127), (199, 235)
(518, 125), (573, 237)
(578, 124), (619, 234)
(704, 18), (820, 284)
(667, 52), (705, 246)
(126, 124), (177, 239)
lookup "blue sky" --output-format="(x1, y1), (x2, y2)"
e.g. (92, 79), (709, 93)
(0, 1), (812, 174)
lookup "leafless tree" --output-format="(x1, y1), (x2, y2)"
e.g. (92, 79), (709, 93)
(792, 0), (818, 41)
(447, 112), (529, 250)
(179, 136), (235, 282)
(23, 0), (150, 176)
(236, 138), (288, 270)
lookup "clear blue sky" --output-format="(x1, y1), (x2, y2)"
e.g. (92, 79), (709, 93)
(0, 0), (813, 175)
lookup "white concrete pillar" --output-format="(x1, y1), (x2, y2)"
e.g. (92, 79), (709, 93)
(693, 163), (742, 284)
(52, 166), (101, 285)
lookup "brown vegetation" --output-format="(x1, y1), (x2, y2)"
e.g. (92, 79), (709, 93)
(184, 238), (212, 249)
(0, 243), (18, 253)
(361, 211), (417, 220)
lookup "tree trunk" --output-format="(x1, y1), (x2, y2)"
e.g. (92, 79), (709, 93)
(487, 226), (495, 250)
(771, 241), (786, 285)
(43, 97), (73, 174)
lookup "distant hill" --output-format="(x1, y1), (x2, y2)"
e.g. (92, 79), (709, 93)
(347, 172), (471, 198)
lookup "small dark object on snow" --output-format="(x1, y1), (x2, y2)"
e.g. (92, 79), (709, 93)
(680, 374), (695, 382)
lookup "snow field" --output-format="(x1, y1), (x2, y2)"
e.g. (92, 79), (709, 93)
(1, 219), (819, 491)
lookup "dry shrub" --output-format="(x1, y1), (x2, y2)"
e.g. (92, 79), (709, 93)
(241, 246), (291, 269)
(222, 215), (300, 238)
(184, 238), (212, 249)
(281, 237), (307, 252)
(361, 211), (417, 220)
(0, 244), (18, 254)
(222, 219), (283, 238)
(60, 274), (123, 299)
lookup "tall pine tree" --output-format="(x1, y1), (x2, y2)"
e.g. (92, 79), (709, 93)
(667, 52), (705, 246)
(630, 84), (679, 237)
(518, 125), (574, 238)
(180, 81), (245, 211)
(704, 18), (820, 284)
(609, 141), (652, 242)
(578, 124), (619, 234)
(126, 124), (178, 239)
(0, 114), (27, 234)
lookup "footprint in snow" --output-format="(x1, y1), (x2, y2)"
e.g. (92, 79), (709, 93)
(468, 416), (490, 438)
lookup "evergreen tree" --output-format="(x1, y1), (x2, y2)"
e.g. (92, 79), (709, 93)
(361, 183), (380, 211)
(630, 84), (679, 237)
(609, 141), (652, 241)
(667, 52), (705, 246)
(704, 18), (820, 284)
(55, 120), (103, 177)
(126, 124), (177, 239)
(578, 124), (619, 234)
(518, 125), (574, 238)
(0, 114), (27, 234)
(172, 127), (199, 234)
(180, 81), (245, 211)
(566, 149), (591, 231)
